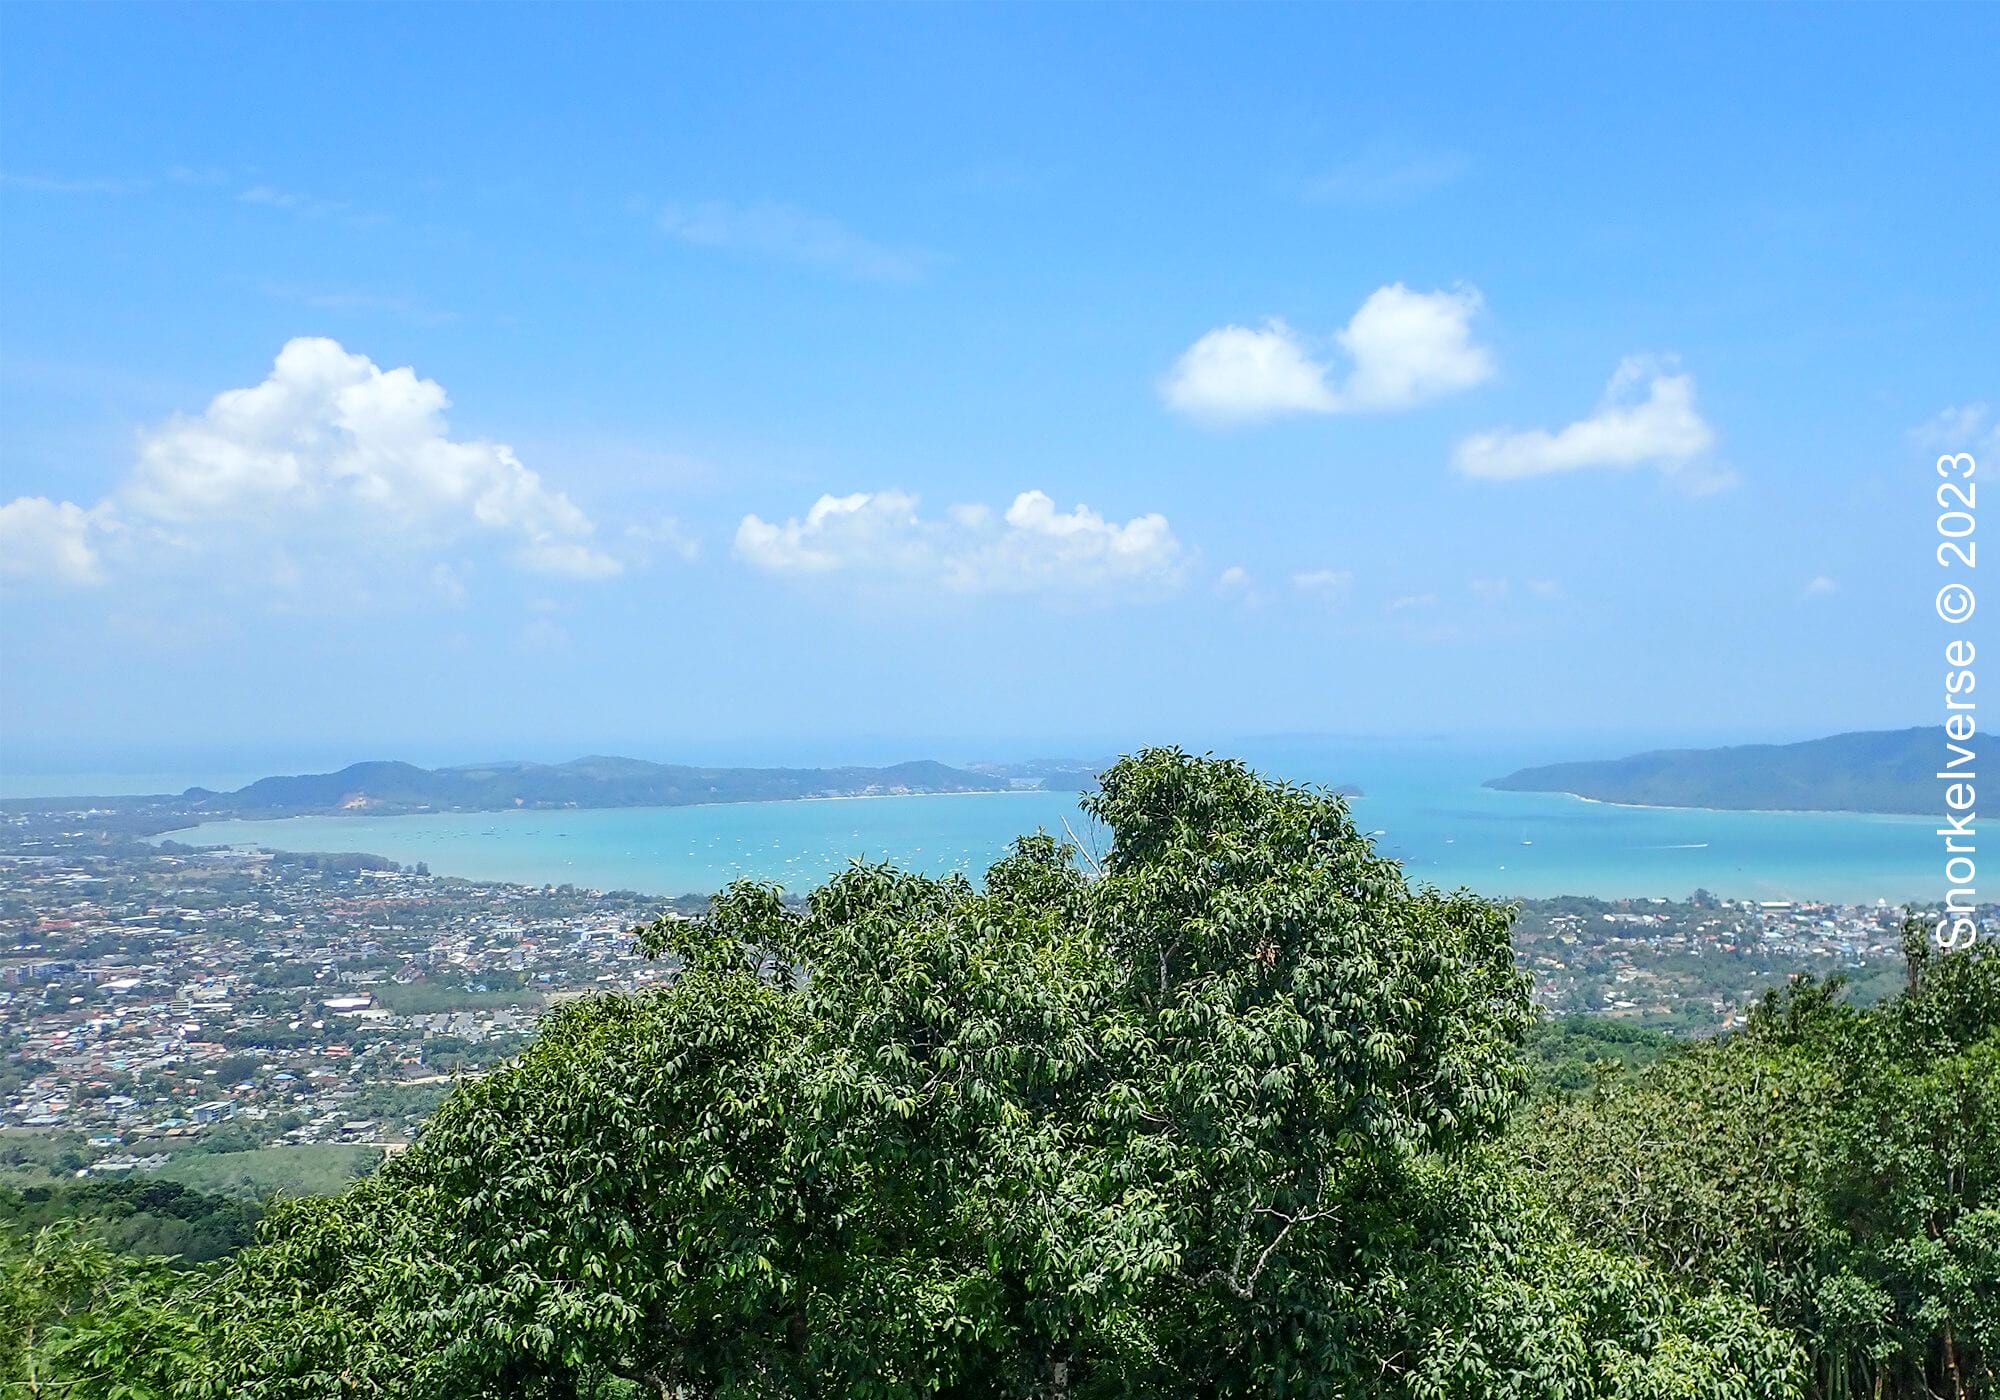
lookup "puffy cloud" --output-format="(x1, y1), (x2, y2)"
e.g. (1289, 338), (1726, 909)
(0, 497), (112, 586)
(1335, 284), (1495, 412)
(1802, 575), (1839, 599)
(1160, 320), (1338, 422)
(3, 338), (619, 590)
(1453, 356), (1719, 484)
(734, 489), (1184, 599)
(1161, 284), (1493, 425)
(736, 491), (920, 576)
(656, 200), (931, 283)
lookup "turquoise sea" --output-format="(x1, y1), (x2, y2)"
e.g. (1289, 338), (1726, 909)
(154, 743), (1941, 906)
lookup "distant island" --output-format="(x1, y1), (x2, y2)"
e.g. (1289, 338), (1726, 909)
(1486, 725), (1966, 814)
(0, 755), (1094, 841)
(194, 755), (1024, 814)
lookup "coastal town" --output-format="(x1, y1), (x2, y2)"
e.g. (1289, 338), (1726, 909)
(0, 837), (689, 1189)
(1510, 892), (1925, 1031)
(5, 811), (1984, 1192)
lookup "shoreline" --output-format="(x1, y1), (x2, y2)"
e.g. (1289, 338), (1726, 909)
(1537, 790), (1929, 821)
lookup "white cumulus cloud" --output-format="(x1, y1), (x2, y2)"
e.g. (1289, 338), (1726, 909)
(1453, 356), (1720, 485)
(0, 497), (113, 587)
(1161, 284), (1493, 426)
(734, 489), (1184, 599)
(2, 338), (619, 589)
(1161, 320), (1340, 422)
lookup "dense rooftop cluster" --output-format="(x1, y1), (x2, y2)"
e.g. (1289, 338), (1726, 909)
(1510, 893), (1926, 1032)
(0, 843), (683, 1175)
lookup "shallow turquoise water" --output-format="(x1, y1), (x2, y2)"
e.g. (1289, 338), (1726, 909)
(156, 744), (1941, 905)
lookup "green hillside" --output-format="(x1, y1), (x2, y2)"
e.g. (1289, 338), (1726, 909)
(1486, 726), (1969, 814)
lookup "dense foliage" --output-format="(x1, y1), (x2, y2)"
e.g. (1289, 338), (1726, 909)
(1, 751), (1987, 1396)
(1518, 930), (1999, 1399)
(0, 1179), (259, 1263)
(1522, 1015), (1678, 1094)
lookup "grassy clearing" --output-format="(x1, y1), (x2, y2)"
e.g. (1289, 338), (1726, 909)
(371, 982), (544, 1016)
(155, 1143), (380, 1199)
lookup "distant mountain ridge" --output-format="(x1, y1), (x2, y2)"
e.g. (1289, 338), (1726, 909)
(1486, 726), (1967, 814)
(183, 755), (1016, 816)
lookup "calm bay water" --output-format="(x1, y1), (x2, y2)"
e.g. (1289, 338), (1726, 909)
(154, 744), (1938, 905)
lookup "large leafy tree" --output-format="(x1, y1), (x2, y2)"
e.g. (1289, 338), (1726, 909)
(28, 751), (1802, 1397)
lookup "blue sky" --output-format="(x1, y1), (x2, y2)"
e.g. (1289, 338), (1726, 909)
(1, 3), (1995, 773)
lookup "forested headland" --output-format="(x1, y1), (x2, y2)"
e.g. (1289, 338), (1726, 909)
(5, 751), (1993, 1397)
(1486, 726), (1965, 814)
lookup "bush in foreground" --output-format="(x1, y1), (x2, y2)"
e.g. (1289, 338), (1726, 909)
(1517, 933), (2000, 1399)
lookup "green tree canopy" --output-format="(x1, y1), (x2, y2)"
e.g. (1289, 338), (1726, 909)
(1518, 927), (2000, 1399)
